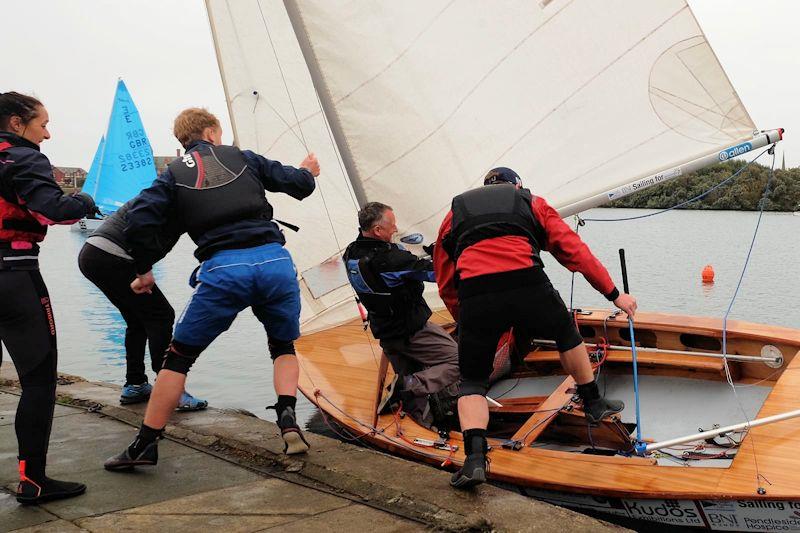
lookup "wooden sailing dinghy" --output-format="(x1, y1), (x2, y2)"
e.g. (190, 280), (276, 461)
(297, 311), (800, 529)
(205, 0), (798, 528)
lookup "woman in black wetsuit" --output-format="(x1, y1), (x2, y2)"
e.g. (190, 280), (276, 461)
(0, 92), (97, 504)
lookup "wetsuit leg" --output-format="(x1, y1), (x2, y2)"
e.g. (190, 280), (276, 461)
(16, 353), (57, 465)
(78, 244), (175, 382)
(0, 270), (58, 475)
(142, 284), (174, 374)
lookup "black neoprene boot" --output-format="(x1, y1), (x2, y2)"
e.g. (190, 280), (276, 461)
(272, 395), (310, 455)
(578, 381), (624, 424)
(104, 424), (161, 471)
(16, 458), (86, 505)
(450, 429), (488, 489)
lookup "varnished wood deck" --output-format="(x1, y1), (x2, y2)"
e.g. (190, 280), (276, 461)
(296, 310), (800, 500)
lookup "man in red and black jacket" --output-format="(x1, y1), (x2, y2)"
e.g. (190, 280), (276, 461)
(434, 167), (637, 489)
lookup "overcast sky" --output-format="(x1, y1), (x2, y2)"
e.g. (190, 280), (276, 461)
(4, 0), (798, 169)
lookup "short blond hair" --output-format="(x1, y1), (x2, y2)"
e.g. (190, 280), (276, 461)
(173, 107), (220, 148)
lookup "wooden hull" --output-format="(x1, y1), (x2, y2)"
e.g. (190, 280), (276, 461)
(296, 309), (800, 530)
(517, 489), (800, 530)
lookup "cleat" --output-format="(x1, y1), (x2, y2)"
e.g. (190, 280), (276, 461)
(450, 454), (487, 489)
(176, 390), (208, 412)
(120, 381), (153, 405)
(104, 440), (159, 471)
(584, 397), (624, 424)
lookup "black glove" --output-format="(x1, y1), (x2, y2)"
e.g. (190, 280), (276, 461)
(73, 192), (101, 218)
(422, 243), (435, 256)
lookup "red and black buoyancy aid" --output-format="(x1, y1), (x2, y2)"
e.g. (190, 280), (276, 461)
(169, 144), (271, 237)
(442, 184), (544, 265)
(0, 141), (47, 245)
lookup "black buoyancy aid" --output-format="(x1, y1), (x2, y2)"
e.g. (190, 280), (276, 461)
(170, 144), (271, 236)
(0, 141), (47, 245)
(442, 184), (544, 264)
(343, 239), (429, 339)
(343, 240), (394, 319)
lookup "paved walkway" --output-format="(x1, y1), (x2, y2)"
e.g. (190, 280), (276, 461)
(0, 362), (625, 533)
(0, 392), (425, 532)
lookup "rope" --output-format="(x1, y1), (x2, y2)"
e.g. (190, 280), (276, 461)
(628, 317), (644, 452)
(580, 146), (771, 223)
(719, 144), (778, 493)
(568, 216), (584, 310)
(254, 6), (384, 372)
(314, 391), (460, 465)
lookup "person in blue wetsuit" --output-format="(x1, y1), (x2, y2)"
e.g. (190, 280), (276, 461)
(343, 202), (460, 431)
(104, 107), (319, 470)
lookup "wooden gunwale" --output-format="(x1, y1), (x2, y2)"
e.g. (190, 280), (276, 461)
(297, 309), (800, 500)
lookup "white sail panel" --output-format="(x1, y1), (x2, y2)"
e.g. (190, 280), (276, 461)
(206, 0), (359, 328)
(284, 0), (755, 238)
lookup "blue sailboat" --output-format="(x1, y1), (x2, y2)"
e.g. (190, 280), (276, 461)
(80, 136), (104, 202)
(74, 79), (156, 232)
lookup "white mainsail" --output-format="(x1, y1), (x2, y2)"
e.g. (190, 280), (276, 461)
(206, 0), (763, 329)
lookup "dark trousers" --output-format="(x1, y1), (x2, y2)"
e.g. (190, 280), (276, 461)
(78, 243), (174, 385)
(379, 322), (460, 396)
(0, 269), (58, 468)
(458, 280), (583, 393)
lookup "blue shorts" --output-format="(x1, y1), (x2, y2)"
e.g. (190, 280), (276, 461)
(173, 243), (301, 348)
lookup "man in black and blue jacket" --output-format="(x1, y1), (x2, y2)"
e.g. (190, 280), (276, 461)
(343, 202), (459, 429)
(104, 108), (319, 471)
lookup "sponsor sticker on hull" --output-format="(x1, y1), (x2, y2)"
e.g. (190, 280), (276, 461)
(524, 489), (800, 531)
(701, 500), (800, 531)
(622, 499), (705, 527)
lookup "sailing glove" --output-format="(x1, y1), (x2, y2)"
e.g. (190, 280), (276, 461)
(73, 192), (101, 218)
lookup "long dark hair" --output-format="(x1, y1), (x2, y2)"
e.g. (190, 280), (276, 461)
(0, 92), (44, 131)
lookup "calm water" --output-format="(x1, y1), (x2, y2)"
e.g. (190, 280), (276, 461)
(28, 208), (800, 425)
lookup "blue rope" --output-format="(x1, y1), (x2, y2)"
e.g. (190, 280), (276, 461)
(628, 319), (645, 454)
(582, 147), (771, 223)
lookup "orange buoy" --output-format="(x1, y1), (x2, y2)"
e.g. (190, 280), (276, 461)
(702, 264), (715, 284)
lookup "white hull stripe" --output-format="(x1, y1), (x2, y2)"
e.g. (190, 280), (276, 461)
(205, 256), (290, 272)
